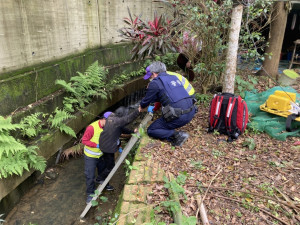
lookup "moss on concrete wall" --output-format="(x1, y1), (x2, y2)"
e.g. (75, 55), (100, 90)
(0, 43), (139, 116)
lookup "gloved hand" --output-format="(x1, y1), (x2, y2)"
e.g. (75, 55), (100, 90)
(96, 144), (99, 148)
(148, 106), (154, 113)
(119, 147), (123, 153)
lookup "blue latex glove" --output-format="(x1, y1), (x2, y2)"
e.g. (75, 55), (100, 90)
(119, 147), (123, 153)
(96, 144), (99, 148)
(148, 106), (154, 113)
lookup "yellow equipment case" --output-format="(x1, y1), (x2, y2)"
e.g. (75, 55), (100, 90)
(260, 90), (300, 122)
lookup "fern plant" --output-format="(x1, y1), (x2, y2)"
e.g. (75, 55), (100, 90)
(47, 108), (76, 138)
(0, 116), (46, 179)
(55, 61), (109, 113)
(19, 112), (45, 138)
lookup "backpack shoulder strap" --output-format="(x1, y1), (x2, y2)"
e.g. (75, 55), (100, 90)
(212, 95), (224, 128)
(225, 96), (237, 133)
(286, 113), (300, 132)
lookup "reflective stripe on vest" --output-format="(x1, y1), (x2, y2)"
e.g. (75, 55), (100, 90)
(167, 71), (195, 96)
(84, 120), (103, 158)
(84, 148), (102, 156)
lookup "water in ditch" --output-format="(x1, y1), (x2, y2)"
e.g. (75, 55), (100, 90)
(5, 154), (126, 225)
(4, 90), (146, 225)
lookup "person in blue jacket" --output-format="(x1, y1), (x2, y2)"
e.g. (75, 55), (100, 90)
(139, 61), (197, 147)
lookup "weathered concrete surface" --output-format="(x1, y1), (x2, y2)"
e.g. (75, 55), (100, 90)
(0, 0), (100, 74)
(117, 137), (166, 225)
(0, 0), (166, 74)
(0, 44), (140, 116)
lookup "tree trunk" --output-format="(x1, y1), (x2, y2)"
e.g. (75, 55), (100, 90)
(259, 2), (288, 78)
(222, 4), (243, 94)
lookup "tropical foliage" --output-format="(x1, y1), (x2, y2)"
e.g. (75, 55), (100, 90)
(0, 116), (46, 178)
(47, 108), (77, 138)
(118, 7), (175, 59)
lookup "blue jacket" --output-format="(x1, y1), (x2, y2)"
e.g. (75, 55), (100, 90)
(140, 72), (194, 110)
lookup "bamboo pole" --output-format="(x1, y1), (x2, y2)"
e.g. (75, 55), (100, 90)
(168, 172), (183, 225)
(196, 194), (210, 225)
(79, 112), (153, 219)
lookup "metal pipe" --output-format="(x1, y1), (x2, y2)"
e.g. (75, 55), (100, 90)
(79, 112), (153, 219)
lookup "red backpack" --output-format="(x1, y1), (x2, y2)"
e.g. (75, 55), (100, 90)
(208, 93), (248, 141)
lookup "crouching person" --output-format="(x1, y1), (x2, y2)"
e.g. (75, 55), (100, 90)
(139, 61), (197, 147)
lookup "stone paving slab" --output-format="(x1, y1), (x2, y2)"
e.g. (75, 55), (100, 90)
(116, 137), (166, 225)
(118, 202), (152, 225)
(123, 184), (152, 202)
(128, 159), (165, 184)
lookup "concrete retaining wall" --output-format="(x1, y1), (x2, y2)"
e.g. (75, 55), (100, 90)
(0, 0), (166, 75)
(0, 0), (168, 116)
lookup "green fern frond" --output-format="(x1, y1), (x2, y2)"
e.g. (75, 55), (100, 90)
(59, 124), (77, 138)
(63, 104), (75, 113)
(0, 116), (22, 131)
(29, 155), (46, 173)
(0, 134), (19, 144)
(0, 145), (46, 178)
(0, 139), (27, 159)
(0, 156), (27, 178)
(55, 80), (77, 95)
(19, 113), (43, 138)
(48, 108), (76, 128)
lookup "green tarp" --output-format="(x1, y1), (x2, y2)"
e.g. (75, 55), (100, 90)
(244, 86), (300, 141)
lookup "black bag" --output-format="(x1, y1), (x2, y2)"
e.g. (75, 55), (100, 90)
(162, 105), (180, 122)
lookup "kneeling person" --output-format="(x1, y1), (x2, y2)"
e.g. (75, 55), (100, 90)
(139, 61), (197, 147)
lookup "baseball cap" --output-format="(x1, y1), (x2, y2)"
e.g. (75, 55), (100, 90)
(103, 111), (112, 119)
(114, 106), (129, 117)
(143, 66), (152, 80)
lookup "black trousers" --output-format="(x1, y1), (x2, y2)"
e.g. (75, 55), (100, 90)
(84, 155), (105, 196)
(97, 152), (115, 182)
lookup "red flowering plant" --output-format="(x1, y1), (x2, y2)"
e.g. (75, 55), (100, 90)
(119, 8), (176, 59)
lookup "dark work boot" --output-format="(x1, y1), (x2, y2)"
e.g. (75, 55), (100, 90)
(171, 131), (189, 147)
(96, 180), (115, 191)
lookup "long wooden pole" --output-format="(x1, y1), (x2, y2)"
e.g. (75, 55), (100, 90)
(79, 112), (153, 219)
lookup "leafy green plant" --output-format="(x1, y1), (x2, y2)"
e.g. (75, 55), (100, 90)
(247, 123), (261, 135)
(108, 65), (147, 87)
(235, 75), (258, 98)
(212, 149), (224, 158)
(161, 174), (197, 225)
(194, 93), (211, 106)
(47, 108), (76, 138)
(150, 0), (271, 93)
(190, 159), (205, 170)
(56, 61), (109, 113)
(242, 138), (256, 150)
(268, 161), (285, 168)
(19, 112), (46, 138)
(153, 53), (179, 69)
(124, 159), (138, 176)
(119, 8), (175, 59)
(259, 183), (274, 197)
(0, 116), (46, 178)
